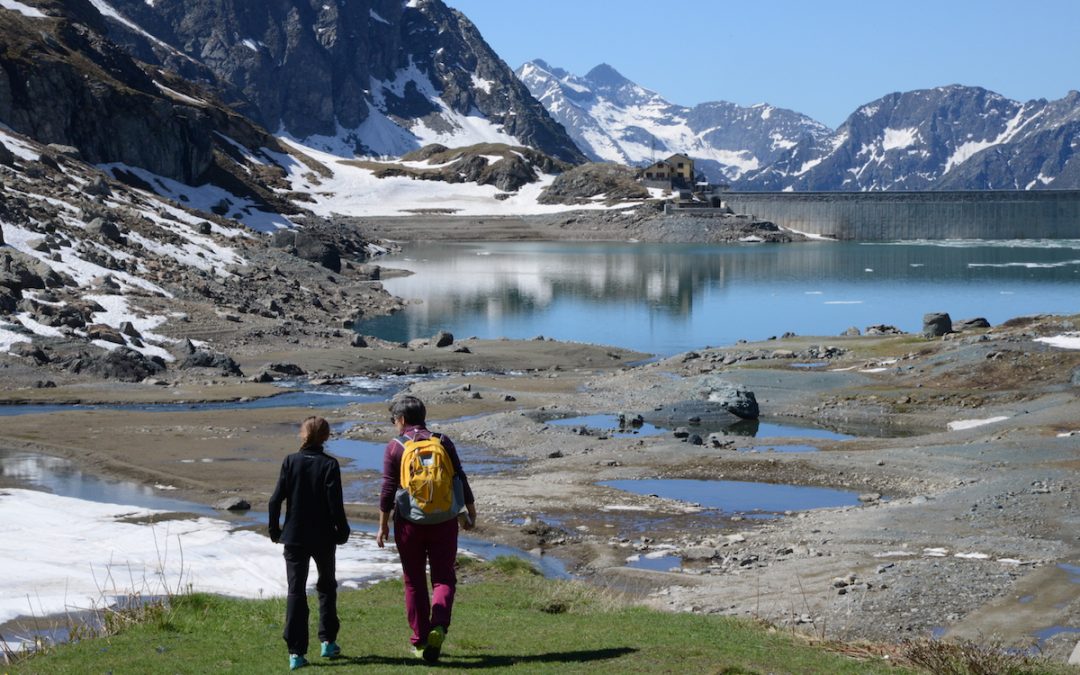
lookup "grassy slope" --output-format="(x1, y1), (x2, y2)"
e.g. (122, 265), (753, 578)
(9, 561), (908, 675)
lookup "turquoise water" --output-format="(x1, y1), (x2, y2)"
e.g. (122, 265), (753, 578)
(360, 240), (1080, 355)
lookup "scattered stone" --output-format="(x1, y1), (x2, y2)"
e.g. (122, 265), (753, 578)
(841, 326), (861, 336)
(864, 324), (904, 335)
(469, 391), (482, 399)
(705, 382), (759, 420)
(688, 434), (704, 446)
(503, 394), (516, 402)
(548, 450), (564, 459)
(452, 345), (471, 354)
(350, 333), (368, 348)
(252, 371), (275, 383)
(180, 350), (244, 376)
(858, 493), (882, 503)
(673, 427), (690, 439)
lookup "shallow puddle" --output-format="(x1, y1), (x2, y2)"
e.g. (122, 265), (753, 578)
(0, 450), (220, 516)
(600, 478), (863, 515)
(547, 414), (667, 437)
(626, 553), (682, 572)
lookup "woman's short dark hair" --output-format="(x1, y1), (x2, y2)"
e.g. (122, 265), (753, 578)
(389, 396), (426, 425)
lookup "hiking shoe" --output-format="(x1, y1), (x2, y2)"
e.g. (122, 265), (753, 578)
(288, 654), (308, 670)
(411, 644), (427, 660)
(320, 641), (341, 658)
(422, 626), (445, 662)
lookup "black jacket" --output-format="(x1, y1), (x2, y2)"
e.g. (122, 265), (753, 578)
(268, 444), (350, 548)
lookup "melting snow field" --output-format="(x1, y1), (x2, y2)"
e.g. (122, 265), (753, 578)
(0, 489), (400, 631)
(1035, 334), (1080, 350)
(270, 140), (616, 218)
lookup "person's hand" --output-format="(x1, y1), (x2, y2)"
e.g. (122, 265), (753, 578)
(461, 506), (477, 531)
(376, 522), (390, 548)
(269, 527), (281, 543)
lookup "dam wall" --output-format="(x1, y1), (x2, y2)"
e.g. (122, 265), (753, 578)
(719, 191), (1080, 240)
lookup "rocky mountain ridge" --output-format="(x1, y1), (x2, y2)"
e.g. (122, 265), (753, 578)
(520, 60), (1080, 191)
(516, 60), (830, 184)
(740, 86), (1080, 191)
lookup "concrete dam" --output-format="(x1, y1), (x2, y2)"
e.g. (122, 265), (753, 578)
(718, 191), (1080, 240)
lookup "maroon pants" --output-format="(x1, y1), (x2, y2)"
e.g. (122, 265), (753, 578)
(393, 516), (458, 646)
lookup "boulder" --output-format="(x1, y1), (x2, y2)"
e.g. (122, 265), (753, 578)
(45, 144), (80, 159)
(87, 323), (126, 345)
(433, 330), (454, 348)
(293, 232), (341, 272)
(0, 141), (14, 167)
(84, 177), (112, 197)
(350, 333), (368, 348)
(180, 350), (244, 376)
(706, 382), (760, 420)
(270, 229), (297, 248)
(86, 218), (123, 243)
(953, 317), (991, 331)
(62, 348), (166, 382)
(214, 497), (251, 511)
(118, 321), (142, 338)
(922, 312), (952, 338)
(11, 342), (49, 364)
(267, 362), (306, 376)
(864, 324), (904, 335)
(841, 326), (861, 336)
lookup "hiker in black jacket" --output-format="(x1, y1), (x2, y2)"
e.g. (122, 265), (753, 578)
(268, 416), (351, 671)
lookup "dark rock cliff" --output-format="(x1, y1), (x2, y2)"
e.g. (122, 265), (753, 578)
(99, 0), (584, 161)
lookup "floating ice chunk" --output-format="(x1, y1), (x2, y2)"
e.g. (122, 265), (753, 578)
(954, 552), (990, 560)
(923, 547), (949, 557)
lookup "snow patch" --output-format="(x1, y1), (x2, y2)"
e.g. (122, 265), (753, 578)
(947, 416), (1009, 431)
(369, 9), (390, 24)
(0, 0), (46, 17)
(0, 489), (400, 627)
(882, 127), (918, 151)
(1035, 334), (1080, 350)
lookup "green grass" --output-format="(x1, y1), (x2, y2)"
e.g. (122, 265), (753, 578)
(10, 558), (1060, 674)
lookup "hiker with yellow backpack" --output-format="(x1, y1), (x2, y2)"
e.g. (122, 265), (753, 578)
(377, 395), (477, 663)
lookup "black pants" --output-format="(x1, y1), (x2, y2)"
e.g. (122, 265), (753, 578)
(283, 544), (339, 655)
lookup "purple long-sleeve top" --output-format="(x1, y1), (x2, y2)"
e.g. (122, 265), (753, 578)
(380, 424), (475, 514)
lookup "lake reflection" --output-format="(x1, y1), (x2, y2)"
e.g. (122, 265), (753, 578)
(361, 240), (1080, 355)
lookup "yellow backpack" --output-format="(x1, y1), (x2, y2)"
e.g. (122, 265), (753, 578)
(395, 434), (462, 524)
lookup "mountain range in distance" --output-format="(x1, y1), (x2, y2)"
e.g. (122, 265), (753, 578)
(517, 59), (1080, 191)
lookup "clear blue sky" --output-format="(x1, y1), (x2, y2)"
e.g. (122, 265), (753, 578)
(445, 0), (1080, 129)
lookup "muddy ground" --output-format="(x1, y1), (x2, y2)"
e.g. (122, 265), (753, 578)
(1, 216), (1079, 661)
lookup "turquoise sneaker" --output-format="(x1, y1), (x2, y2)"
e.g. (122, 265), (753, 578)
(320, 641), (341, 658)
(288, 654), (308, 670)
(422, 626), (445, 662)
